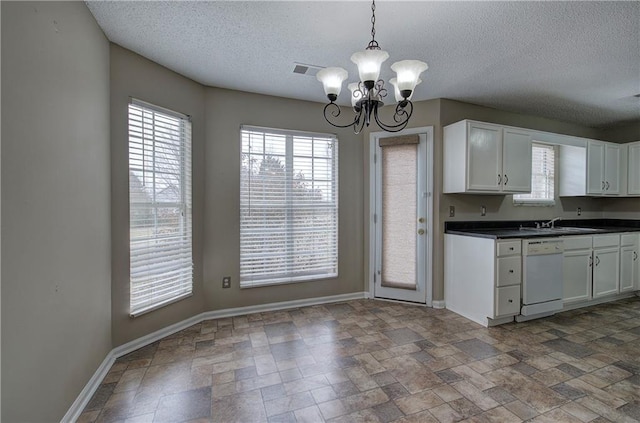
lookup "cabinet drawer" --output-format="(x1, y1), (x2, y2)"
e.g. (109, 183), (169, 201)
(593, 234), (620, 248)
(497, 257), (521, 287)
(621, 233), (638, 247)
(563, 236), (592, 250)
(497, 241), (521, 256)
(495, 286), (520, 317)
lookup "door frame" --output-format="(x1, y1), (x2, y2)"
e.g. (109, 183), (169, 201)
(368, 126), (434, 305)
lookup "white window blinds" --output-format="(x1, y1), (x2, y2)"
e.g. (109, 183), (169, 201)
(514, 143), (555, 205)
(240, 126), (338, 288)
(128, 99), (193, 316)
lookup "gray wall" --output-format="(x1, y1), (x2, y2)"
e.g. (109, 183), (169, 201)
(204, 88), (365, 310)
(110, 47), (365, 344)
(1, 2), (111, 421)
(110, 44), (206, 346)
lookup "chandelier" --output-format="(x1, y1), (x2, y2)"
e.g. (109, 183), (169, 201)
(316, 0), (428, 134)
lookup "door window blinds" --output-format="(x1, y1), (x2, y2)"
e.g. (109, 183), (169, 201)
(514, 143), (555, 205)
(240, 126), (338, 288)
(128, 99), (193, 316)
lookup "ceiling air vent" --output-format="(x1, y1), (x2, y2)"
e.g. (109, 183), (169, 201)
(292, 62), (323, 77)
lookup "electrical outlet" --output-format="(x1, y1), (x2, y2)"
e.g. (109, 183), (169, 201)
(577, 207), (582, 216)
(222, 276), (231, 289)
(449, 206), (455, 217)
(481, 205), (486, 216)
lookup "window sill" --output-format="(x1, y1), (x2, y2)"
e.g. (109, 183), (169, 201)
(240, 273), (338, 289)
(130, 292), (193, 318)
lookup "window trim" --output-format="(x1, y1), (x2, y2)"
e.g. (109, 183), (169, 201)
(128, 98), (193, 317)
(513, 142), (556, 207)
(239, 125), (339, 288)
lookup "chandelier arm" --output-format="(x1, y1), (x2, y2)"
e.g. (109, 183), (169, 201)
(323, 102), (363, 129)
(372, 101), (413, 132)
(374, 79), (387, 99)
(353, 112), (367, 135)
(393, 100), (413, 124)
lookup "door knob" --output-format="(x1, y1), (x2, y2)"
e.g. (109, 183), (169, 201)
(418, 229), (425, 235)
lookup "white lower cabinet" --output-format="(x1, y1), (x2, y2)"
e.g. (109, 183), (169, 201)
(445, 235), (522, 327)
(563, 249), (592, 303)
(620, 233), (639, 293)
(563, 234), (622, 304)
(592, 246), (620, 298)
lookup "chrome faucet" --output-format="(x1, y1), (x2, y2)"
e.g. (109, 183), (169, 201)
(541, 217), (562, 228)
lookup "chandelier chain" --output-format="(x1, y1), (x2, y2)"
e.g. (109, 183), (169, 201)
(371, 0), (376, 43)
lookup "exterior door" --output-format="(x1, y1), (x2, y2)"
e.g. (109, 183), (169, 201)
(370, 128), (433, 304)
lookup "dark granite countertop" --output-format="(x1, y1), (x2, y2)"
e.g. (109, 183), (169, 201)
(445, 219), (640, 239)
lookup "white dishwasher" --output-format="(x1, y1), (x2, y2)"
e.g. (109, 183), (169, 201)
(516, 238), (564, 322)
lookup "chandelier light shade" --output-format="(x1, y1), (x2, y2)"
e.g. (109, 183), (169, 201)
(316, 67), (349, 100)
(317, 0), (428, 134)
(350, 50), (389, 83)
(390, 77), (421, 102)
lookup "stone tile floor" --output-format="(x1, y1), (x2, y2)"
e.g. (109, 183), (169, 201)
(79, 297), (640, 423)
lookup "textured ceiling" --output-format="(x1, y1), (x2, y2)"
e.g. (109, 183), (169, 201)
(86, 1), (640, 128)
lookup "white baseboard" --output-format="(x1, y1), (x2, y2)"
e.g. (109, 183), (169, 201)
(64, 291), (367, 421)
(199, 292), (367, 322)
(432, 300), (446, 309)
(61, 352), (115, 423)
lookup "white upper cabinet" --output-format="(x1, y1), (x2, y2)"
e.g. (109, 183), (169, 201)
(559, 140), (624, 197)
(467, 123), (502, 191)
(587, 141), (621, 195)
(444, 120), (532, 194)
(502, 129), (534, 192)
(627, 142), (640, 195)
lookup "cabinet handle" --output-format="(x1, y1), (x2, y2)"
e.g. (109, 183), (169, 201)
(498, 174), (502, 185)
(509, 269), (514, 273)
(606, 181), (610, 190)
(634, 251), (638, 261)
(589, 256), (593, 267)
(602, 181), (605, 190)
(504, 174), (508, 185)
(508, 299), (513, 303)
(595, 256), (600, 266)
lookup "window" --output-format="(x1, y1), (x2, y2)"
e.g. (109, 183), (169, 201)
(240, 126), (338, 288)
(128, 99), (193, 316)
(513, 143), (555, 205)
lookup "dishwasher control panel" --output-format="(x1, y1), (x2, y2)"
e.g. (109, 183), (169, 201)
(523, 239), (564, 255)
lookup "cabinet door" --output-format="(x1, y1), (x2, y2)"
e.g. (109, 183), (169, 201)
(502, 129), (532, 193)
(603, 144), (621, 195)
(628, 143), (640, 195)
(467, 123), (502, 192)
(587, 141), (604, 194)
(620, 246), (638, 293)
(563, 250), (592, 303)
(593, 247), (620, 298)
